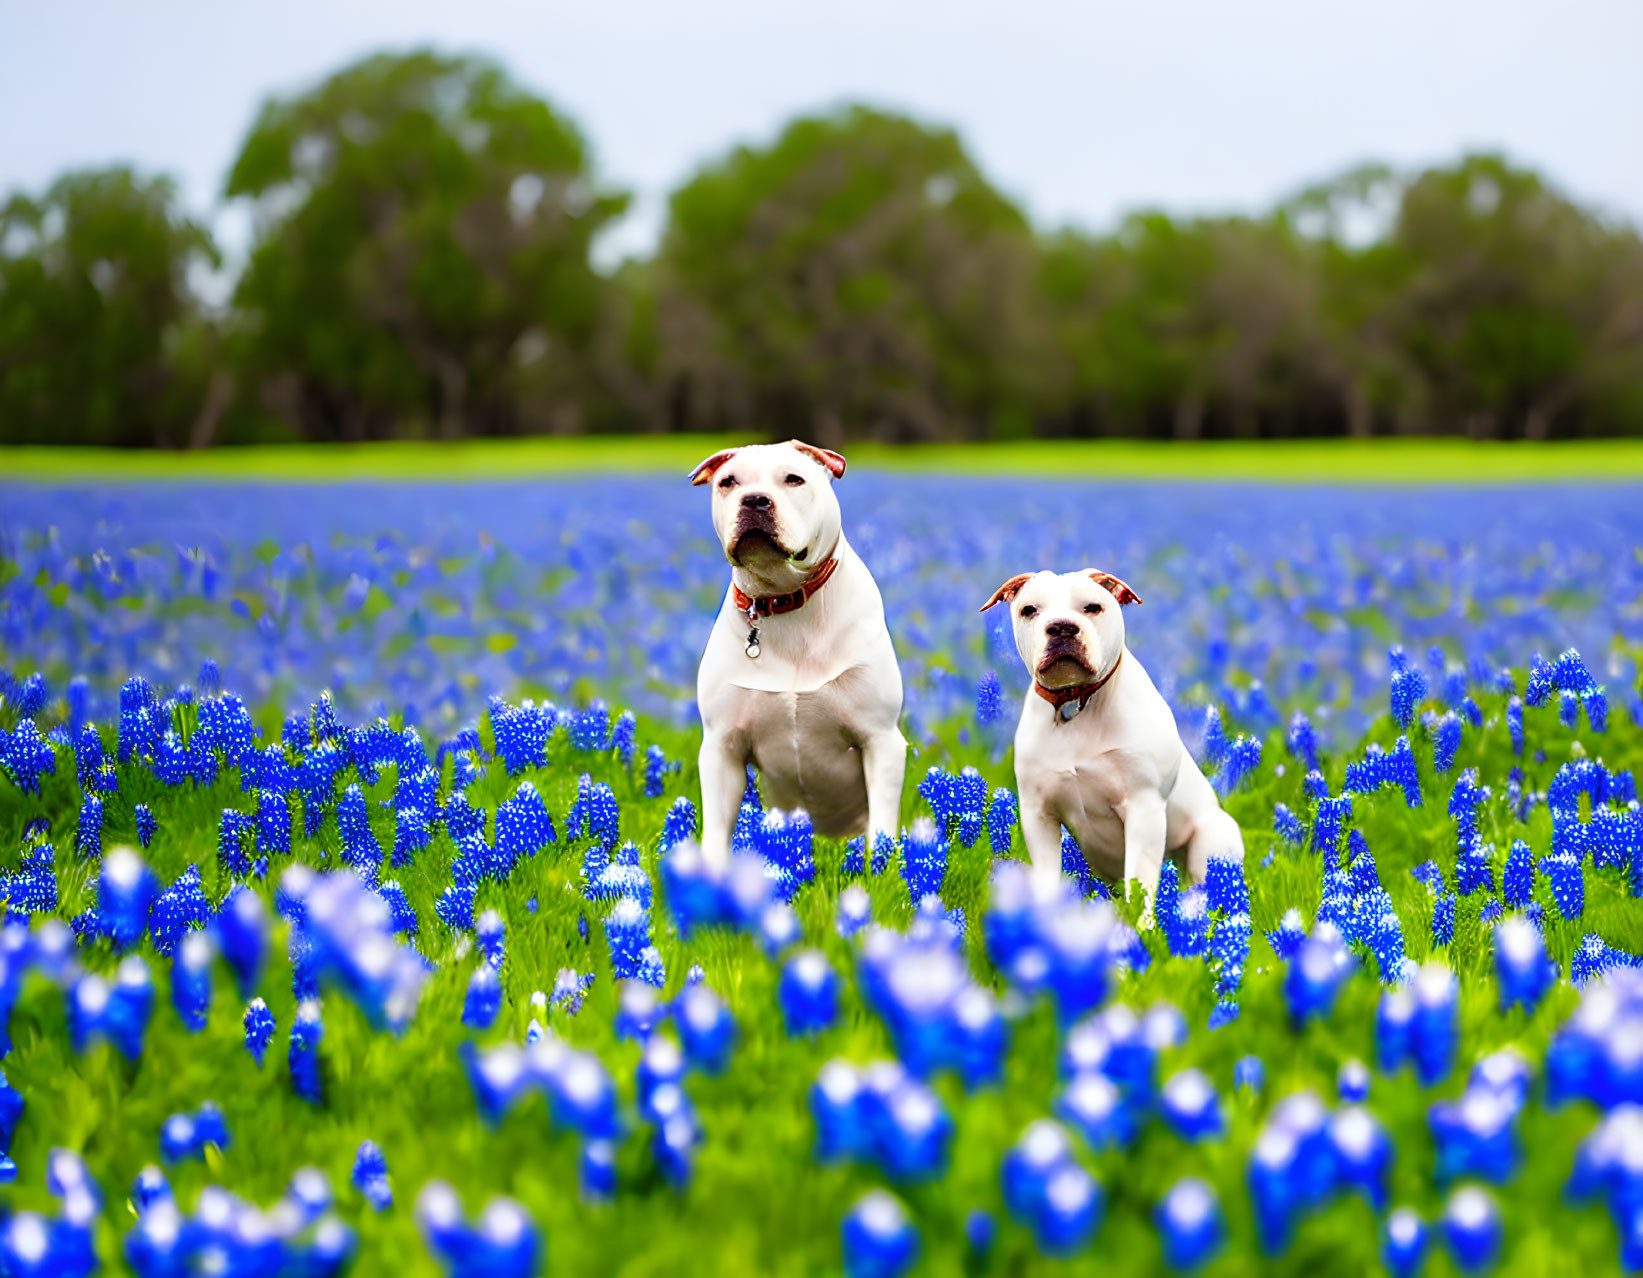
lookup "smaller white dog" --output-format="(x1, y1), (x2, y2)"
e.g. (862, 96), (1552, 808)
(982, 568), (1243, 904)
(692, 440), (907, 869)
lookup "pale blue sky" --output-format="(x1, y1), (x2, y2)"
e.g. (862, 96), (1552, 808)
(3, 0), (1639, 272)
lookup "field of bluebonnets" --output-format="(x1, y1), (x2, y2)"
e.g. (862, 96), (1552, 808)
(2, 469), (1643, 1277)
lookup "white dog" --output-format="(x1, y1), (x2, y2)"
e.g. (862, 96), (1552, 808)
(692, 440), (907, 868)
(982, 569), (1243, 903)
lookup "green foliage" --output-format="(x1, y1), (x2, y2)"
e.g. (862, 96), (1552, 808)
(1, 679), (1640, 1274)
(4, 49), (1643, 446)
(652, 106), (1048, 443)
(0, 168), (218, 446)
(227, 50), (628, 441)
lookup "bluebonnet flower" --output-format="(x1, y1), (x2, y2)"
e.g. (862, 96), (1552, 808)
(1160, 1069), (1225, 1142)
(1201, 706), (1229, 766)
(212, 885), (268, 997)
(1443, 1187), (1502, 1273)
(1504, 837), (1537, 906)
(1455, 841), (1494, 896)
(1265, 908), (1307, 961)
(1213, 736), (1262, 794)
(1056, 1071), (1137, 1150)
(1234, 1056), (1265, 1094)
(0, 718), (58, 794)
(1389, 647), (1426, 727)
(842, 1190), (918, 1278)
(1001, 1120), (1102, 1255)
(149, 865), (210, 957)
(1247, 1091), (1335, 1254)
(160, 1101), (230, 1162)
(642, 744), (672, 798)
(900, 818), (947, 903)
(779, 950), (838, 1036)
(1447, 768), (1490, 846)
(489, 697), (552, 775)
(463, 966), (502, 1030)
(986, 789), (1018, 857)
(73, 725), (105, 790)
(1540, 852), (1584, 919)
(1431, 892), (1456, 947)
(1429, 1086), (1520, 1186)
(75, 796), (103, 859)
(1310, 794), (1351, 857)
(579, 1139), (615, 1204)
(1286, 711), (1319, 773)
(442, 789), (486, 844)
(550, 967), (596, 1015)
(98, 847), (158, 951)
(1381, 1209), (1430, 1278)
(1, 845), (58, 916)
(604, 898), (653, 982)
(255, 789), (291, 859)
(417, 1182), (540, 1278)
(675, 984), (736, 1074)
(495, 781), (556, 869)
(1338, 1059), (1371, 1103)
(171, 931), (214, 1032)
(657, 795), (697, 854)
(1506, 695), (1524, 754)
(1283, 925), (1356, 1027)
(570, 701), (610, 752)
(436, 883), (477, 932)
(1330, 1105), (1393, 1210)
(288, 1000), (324, 1103)
(976, 671), (1003, 725)
(1433, 711), (1462, 772)
(352, 1141), (391, 1211)
(1156, 1176), (1225, 1270)
(610, 710), (636, 764)
(1272, 803), (1304, 847)
(69, 956), (154, 1059)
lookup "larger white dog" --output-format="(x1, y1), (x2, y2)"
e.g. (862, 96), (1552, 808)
(692, 440), (907, 868)
(982, 568), (1243, 902)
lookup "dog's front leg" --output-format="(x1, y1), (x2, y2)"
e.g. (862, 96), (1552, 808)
(1018, 795), (1065, 891)
(1121, 794), (1168, 926)
(861, 727), (908, 849)
(697, 732), (747, 871)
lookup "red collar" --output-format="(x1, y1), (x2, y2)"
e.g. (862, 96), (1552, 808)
(731, 557), (839, 618)
(1033, 652), (1122, 715)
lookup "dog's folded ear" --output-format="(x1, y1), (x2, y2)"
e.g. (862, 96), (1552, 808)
(979, 573), (1034, 612)
(788, 440), (847, 480)
(1088, 571), (1143, 606)
(689, 448), (739, 486)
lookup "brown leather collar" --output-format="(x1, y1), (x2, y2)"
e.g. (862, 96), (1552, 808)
(1033, 651), (1122, 715)
(731, 557), (839, 618)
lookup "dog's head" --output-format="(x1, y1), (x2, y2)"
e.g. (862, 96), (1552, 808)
(690, 440), (847, 591)
(980, 569), (1142, 689)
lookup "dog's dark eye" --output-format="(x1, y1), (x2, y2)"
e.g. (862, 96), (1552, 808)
(718, 474), (737, 490)
(784, 474), (805, 486)
(1084, 603), (1104, 615)
(1019, 605), (1038, 619)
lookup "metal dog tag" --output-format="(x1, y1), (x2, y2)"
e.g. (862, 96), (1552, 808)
(745, 624), (761, 659)
(1058, 700), (1081, 723)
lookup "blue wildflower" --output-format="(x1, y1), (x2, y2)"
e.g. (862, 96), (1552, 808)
(976, 671), (1004, 725)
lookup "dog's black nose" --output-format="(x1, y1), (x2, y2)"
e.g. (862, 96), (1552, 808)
(1044, 620), (1080, 639)
(741, 493), (773, 511)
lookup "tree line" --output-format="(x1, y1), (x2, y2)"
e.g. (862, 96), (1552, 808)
(4, 49), (1641, 448)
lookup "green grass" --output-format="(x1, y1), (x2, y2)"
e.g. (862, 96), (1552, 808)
(1, 683), (1640, 1275)
(6, 435), (1643, 482)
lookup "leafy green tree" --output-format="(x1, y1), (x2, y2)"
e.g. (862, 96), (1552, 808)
(1385, 153), (1643, 437)
(226, 50), (627, 440)
(0, 168), (218, 446)
(652, 107), (1051, 443)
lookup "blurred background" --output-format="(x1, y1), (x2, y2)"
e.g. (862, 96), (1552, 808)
(2, 0), (1640, 449)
